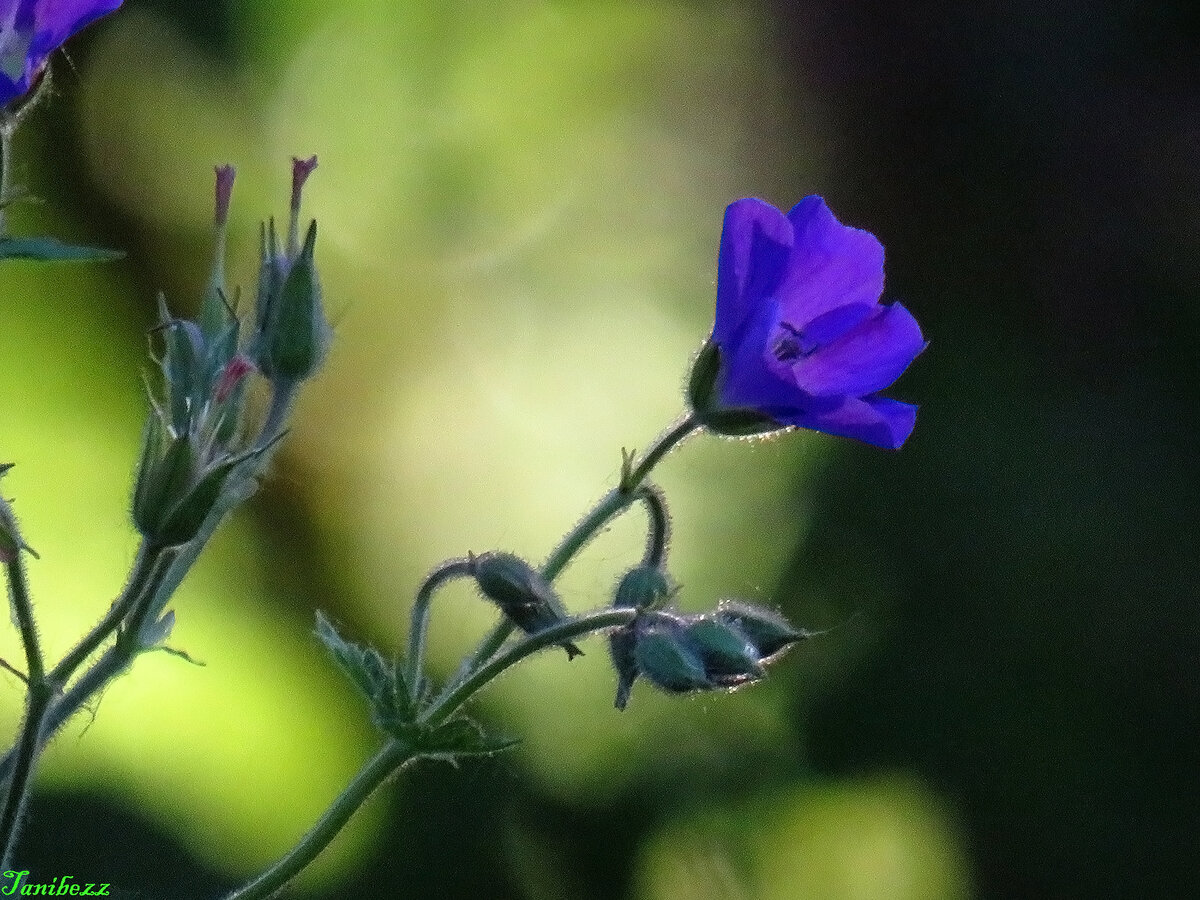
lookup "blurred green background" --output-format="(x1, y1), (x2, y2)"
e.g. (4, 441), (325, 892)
(2, 0), (1197, 897)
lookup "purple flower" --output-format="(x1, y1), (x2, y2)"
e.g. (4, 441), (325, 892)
(690, 196), (925, 449)
(0, 0), (123, 107)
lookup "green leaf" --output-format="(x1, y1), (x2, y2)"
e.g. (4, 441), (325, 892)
(314, 611), (419, 732)
(0, 236), (124, 262)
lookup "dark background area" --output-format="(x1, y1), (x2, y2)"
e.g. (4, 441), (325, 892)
(11, 1), (1200, 897)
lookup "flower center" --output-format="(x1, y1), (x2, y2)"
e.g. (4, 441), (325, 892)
(773, 322), (813, 362)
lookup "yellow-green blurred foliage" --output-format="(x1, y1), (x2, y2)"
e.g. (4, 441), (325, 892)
(0, 0), (969, 895)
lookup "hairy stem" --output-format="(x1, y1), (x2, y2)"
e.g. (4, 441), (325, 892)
(0, 552), (44, 867)
(405, 558), (472, 692)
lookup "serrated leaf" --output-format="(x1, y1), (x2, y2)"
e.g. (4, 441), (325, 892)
(314, 611), (419, 732)
(0, 236), (124, 262)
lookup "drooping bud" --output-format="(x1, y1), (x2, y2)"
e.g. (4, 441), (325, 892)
(469, 552), (583, 659)
(608, 600), (809, 709)
(614, 566), (672, 612)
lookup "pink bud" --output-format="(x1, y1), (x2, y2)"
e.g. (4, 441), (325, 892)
(214, 354), (257, 403)
(290, 155), (318, 215)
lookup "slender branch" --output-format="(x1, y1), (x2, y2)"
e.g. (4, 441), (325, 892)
(5, 552), (42, 687)
(624, 414), (697, 492)
(542, 414), (696, 582)
(0, 553), (44, 867)
(0, 545), (174, 788)
(221, 740), (415, 900)
(0, 121), (13, 237)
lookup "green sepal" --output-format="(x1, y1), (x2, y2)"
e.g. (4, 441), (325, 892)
(0, 236), (123, 263)
(686, 340), (782, 437)
(268, 220), (329, 380)
(634, 621), (712, 693)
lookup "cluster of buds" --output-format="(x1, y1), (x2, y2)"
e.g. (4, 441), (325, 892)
(465, 548), (806, 711)
(132, 158), (329, 548)
(608, 566), (807, 709)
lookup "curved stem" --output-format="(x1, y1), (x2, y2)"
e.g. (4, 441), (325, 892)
(634, 485), (669, 569)
(624, 414), (697, 493)
(222, 740), (415, 900)
(434, 415), (696, 701)
(5, 553), (42, 688)
(406, 559), (472, 692)
(422, 608), (638, 728)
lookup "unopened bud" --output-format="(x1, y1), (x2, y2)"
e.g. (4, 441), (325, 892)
(614, 566), (671, 611)
(633, 614), (712, 693)
(469, 552), (583, 659)
(684, 616), (765, 687)
(715, 599), (808, 660)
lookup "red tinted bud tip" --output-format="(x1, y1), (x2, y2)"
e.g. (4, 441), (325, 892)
(214, 354), (256, 403)
(290, 155), (318, 214)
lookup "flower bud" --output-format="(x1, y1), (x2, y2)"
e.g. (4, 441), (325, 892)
(258, 219), (331, 382)
(684, 616), (766, 687)
(469, 552), (583, 659)
(633, 614), (712, 693)
(715, 599), (808, 660)
(132, 414), (260, 548)
(249, 158), (331, 384)
(614, 565), (672, 611)
(199, 164), (236, 341)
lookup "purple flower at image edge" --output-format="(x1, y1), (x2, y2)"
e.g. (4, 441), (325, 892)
(700, 196), (926, 449)
(0, 0), (123, 107)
